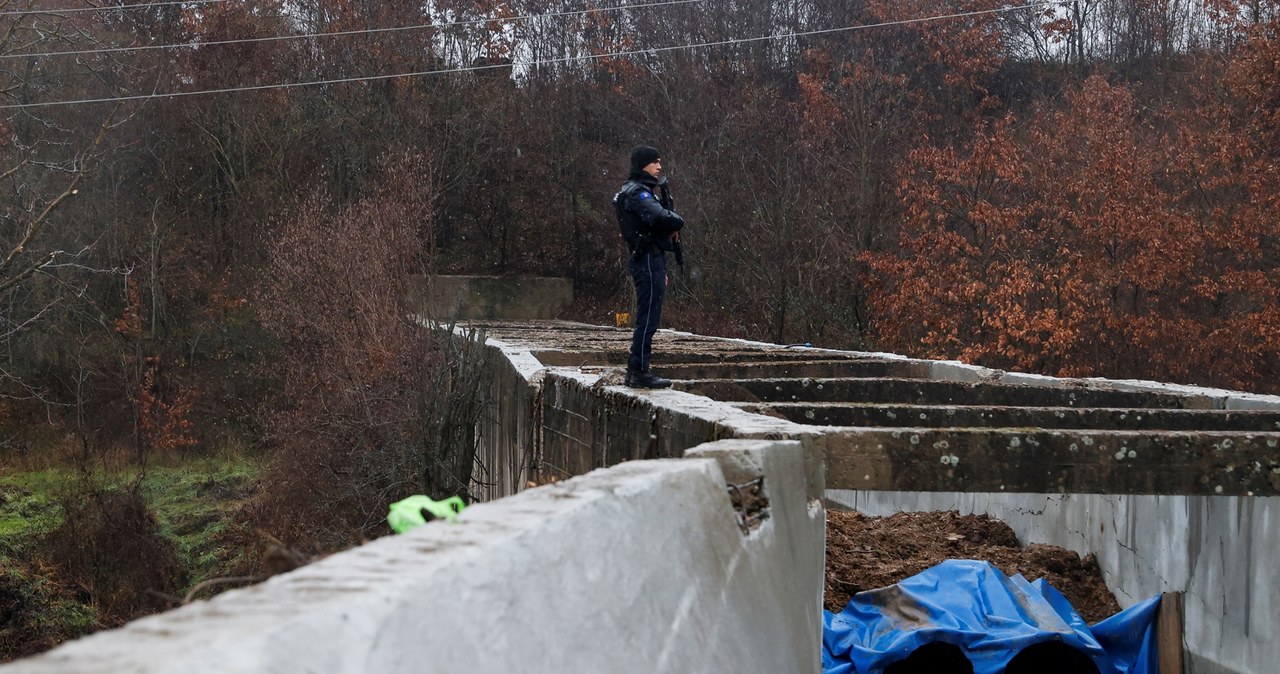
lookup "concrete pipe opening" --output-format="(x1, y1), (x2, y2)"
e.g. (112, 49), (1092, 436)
(883, 642), (973, 674)
(1004, 641), (1100, 674)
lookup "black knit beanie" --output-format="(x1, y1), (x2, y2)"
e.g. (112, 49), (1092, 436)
(630, 145), (661, 173)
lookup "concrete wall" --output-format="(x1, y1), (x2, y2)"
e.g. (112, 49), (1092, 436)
(465, 330), (814, 497)
(3, 440), (825, 674)
(536, 369), (828, 486)
(469, 324), (1279, 674)
(471, 335), (544, 501)
(831, 489), (1277, 674)
(841, 346), (1279, 673)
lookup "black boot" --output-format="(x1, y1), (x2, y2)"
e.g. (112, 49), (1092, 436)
(625, 370), (672, 389)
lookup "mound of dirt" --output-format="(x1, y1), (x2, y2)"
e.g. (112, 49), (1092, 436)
(825, 510), (1120, 624)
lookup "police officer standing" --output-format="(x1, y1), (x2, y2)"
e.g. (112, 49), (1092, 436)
(615, 145), (684, 389)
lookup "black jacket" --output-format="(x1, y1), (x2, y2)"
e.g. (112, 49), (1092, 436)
(615, 172), (684, 255)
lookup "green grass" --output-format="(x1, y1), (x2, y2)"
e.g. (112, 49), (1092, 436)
(7, 567), (98, 632)
(0, 455), (264, 587)
(139, 457), (263, 582)
(0, 564), (100, 662)
(0, 455), (264, 661)
(0, 470), (66, 556)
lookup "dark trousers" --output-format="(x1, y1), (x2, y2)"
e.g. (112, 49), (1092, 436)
(628, 251), (667, 373)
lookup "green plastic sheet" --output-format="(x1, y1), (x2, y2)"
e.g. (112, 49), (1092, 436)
(387, 495), (466, 533)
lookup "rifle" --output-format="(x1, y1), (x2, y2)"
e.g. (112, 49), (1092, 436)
(657, 178), (684, 269)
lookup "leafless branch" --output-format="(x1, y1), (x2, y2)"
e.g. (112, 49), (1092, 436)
(0, 249), (57, 292)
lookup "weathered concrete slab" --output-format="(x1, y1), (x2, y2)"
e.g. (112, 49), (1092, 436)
(529, 350), (891, 368)
(823, 428), (1280, 495)
(739, 402), (1280, 431)
(537, 369), (812, 481)
(1078, 377), (1280, 411)
(679, 377), (1205, 409)
(479, 323), (878, 365)
(651, 359), (925, 380)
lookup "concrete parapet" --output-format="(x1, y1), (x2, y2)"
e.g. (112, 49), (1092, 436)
(833, 489), (1279, 674)
(537, 369), (808, 478)
(4, 443), (824, 674)
(1077, 377), (1280, 411)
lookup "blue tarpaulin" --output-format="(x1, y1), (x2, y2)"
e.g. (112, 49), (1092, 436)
(823, 560), (1161, 674)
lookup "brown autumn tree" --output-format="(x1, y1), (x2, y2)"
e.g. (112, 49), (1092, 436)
(866, 73), (1280, 392)
(1171, 14), (1280, 388)
(249, 154), (490, 553)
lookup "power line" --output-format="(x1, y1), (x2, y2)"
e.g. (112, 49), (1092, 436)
(2, 0), (704, 60)
(0, 2), (1062, 110)
(0, 0), (228, 17)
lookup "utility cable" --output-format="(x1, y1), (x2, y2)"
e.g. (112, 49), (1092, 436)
(0, 0), (228, 17)
(1, 0), (704, 59)
(0, 1), (1062, 110)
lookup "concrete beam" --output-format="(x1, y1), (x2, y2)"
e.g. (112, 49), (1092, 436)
(678, 377), (1206, 408)
(528, 351), (909, 372)
(738, 402), (1280, 432)
(652, 359), (925, 381)
(823, 428), (1280, 496)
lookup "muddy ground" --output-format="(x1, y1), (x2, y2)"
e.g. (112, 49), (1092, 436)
(825, 510), (1120, 624)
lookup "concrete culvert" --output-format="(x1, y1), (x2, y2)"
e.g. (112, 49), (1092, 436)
(882, 642), (973, 674)
(1003, 641), (1100, 674)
